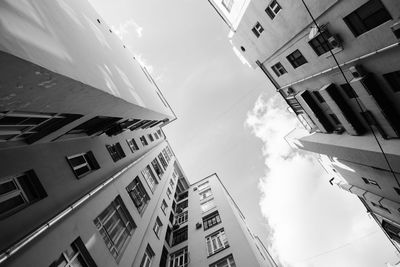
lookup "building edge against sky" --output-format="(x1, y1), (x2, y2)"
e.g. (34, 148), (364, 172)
(210, 0), (400, 251)
(0, 0), (277, 266)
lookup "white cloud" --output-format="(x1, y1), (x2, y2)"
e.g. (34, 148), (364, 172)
(112, 19), (143, 40)
(246, 94), (398, 267)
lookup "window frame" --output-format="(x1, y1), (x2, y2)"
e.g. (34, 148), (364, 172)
(49, 237), (97, 267)
(206, 228), (229, 256)
(141, 165), (159, 193)
(169, 247), (189, 267)
(265, 0), (282, 20)
(106, 143), (126, 162)
(209, 254), (236, 267)
(140, 245), (155, 267)
(66, 151), (100, 179)
(271, 62), (287, 77)
(153, 217), (163, 238)
(203, 211), (222, 230)
(126, 176), (150, 215)
(308, 30), (333, 56)
(286, 49), (308, 69)
(161, 199), (168, 215)
(126, 138), (139, 153)
(252, 22), (264, 38)
(176, 210), (188, 225)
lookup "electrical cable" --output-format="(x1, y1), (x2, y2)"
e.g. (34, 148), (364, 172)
(300, 0), (400, 188)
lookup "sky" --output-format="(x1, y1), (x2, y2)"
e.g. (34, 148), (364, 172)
(88, 0), (400, 266)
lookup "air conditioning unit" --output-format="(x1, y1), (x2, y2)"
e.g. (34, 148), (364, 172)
(349, 65), (365, 79)
(390, 21), (400, 39)
(196, 223), (202, 229)
(328, 34), (341, 48)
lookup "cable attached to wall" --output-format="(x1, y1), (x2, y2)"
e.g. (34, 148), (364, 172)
(300, 0), (400, 188)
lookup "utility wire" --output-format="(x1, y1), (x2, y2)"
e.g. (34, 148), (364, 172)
(300, 0), (400, 188)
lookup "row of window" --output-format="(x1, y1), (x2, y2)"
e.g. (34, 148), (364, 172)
(139, 129), (163, 147)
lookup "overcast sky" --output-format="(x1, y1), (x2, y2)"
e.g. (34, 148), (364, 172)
(89, 0), (399, 266)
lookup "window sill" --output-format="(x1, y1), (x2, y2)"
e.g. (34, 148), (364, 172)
(207, 245), (230, 258)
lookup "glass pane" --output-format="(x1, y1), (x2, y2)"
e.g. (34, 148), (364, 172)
(0, 180), (17, 195)
(0, 194), (25, 214)
(69, 156), (86, 167)
(75, 166), (91, 177)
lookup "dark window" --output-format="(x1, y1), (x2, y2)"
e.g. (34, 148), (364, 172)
(151, 158), (164, 179)
(93, 196), (136, 260)
(169, 211), (174, 224)
(68, 116), (121, 136)
(153, 217), (163, 238)
(140, 245), (154, 267)
(203, 211), (222, 230)
(67, 151), (100, 179)
(126, 138), (139, 152)
(106, 143), (126, 162)
(49, 237), (97, 267)
(158, 153), (168, 170)
(140, 136), (148, 146)
(126, 177), (150, 215)
(313, 91), (325, 103)
(344, 0), (392, 37)
(362, 177), (381, 188)
(165, 226), (172, 246)
(252, 22), (264, 38)
(382, 220), (400, 243)
(148, 134), (154, 142)
(172, 226), (188, 246)
(0, 170), (47, 219)
(383, 71), (400, 92)
(329, 114), (341, 125)
(271, 62), (287, 77)
(209, 254), (236, 267)
(341, 84), (358, 98)
(206, 228), (229, 256)
(160, 246), (169, 267)
(286, 50), (308, 68)
(176, 200), (188, 213)
(265, 0), (281, 19)
(308, 30), (333, 56)
(161, 200), (168, 215)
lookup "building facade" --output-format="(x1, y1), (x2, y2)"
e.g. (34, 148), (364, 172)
(0, 0), (276, 266)
(211, 0), (400, 250)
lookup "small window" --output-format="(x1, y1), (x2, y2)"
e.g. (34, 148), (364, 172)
(169, 247), (189, 267)
(141, 166), (158, 193)
(167, 188), (172, 199)
(162, 148), (171, 162)
(67, 151), (100, 179)
(176, 210), (188, 225)
(153, 217), (163, 238)
(126, 176), (150, 215)
(157, 129), (162, 137)
(154, 132), (159, 139)
(252, 22), (264, 38)
(265, 0), (281, 19)
(206, 228), (229, 256)
(158, 153), (168, 170)
(201, 198), (215, 213)
(209, 254), (236, 267)
(313, 91), (325, 103)
(203, 211), (222, 230)
(222, 0), (234, 12)
(329, 114), (341, 126)
(271, 62), (287, 77)
(362, 177), (381, 188)
(151, 158), (164, 179)
(344, 0), (392, 37)
(170, 179), (175, 188)
(0, 170), (47, 219)
(94, 196), (136, 261)
(383, 71), (400, 93)
(199, 188), (213, 201)
(106, 143), (125, 162)
(308, 30), (333, 56)
(49, 237), (97, 267)
(148, 134), (154, 142)
(126, 138), (139, 152)
(161, 200), (168, 215)
(286, 50), (307, 68)
(140, 136), (148, 146)
(140, 245), (155, 267)
(341, 84), (358, 98)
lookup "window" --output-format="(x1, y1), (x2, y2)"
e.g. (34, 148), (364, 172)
(170, 179), (175, 188)
(94, 196), (136, 260)
(148, 134), (154, 142)
(222, 0), (234, 12)
(165, 226), (172, 245)
(172, 226), (188, 246)
(158, 153), (168, 170)
(126, 177), (150, 215)
(271, 62), (287, 77)
(383, 71), (400, 92)
(209, 254), (236, 267)
(176, 200), (188, 213)
(67, 151), (100, 179)
(161, 200), (168, 215)
(153, 217), (163, 238)
(162, 149), (171, 162)
(341, 84), (358, 98)
(313, 91), (325, 103)
(344, 0), (391, 37)
(203, 211), (222, 230)
(329, 114), (341, 126)
(142, 166), (158, 193)
(151, 158), (164, 179)
(106, 143), (125, 162)
(197, 181), (209, 191)
(286, 50), (307, 68)
(252, 22), (264, 38)
(201, 198), (216, 213)
(0, 170), (47, 219)
(362, 177), (381, 188)
(265, 0), (281, 20)
(206, 229), (229, 256)
(140, 245), (155, 267)
(308, 30), (333, 56)
(126, 138), (139, 152)
(154, 132), (159, 140)
(169, 247), (189, 267)
(140, 136), (148, 146)
(67, 116), (120, 136)
(176, 211), (188, 225)
(167, 188), (172, 199)
(157, 129), (162, 137)
(49, 237), (97, 267)
(199, 188), (213, 201)
(0, 111), (82, 143)
(166, 146), (173, 158)
(371, 201), (391, 213)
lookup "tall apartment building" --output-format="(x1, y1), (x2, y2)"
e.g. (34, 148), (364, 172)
(0, 0), (277, 266)
(210, 0), (400, 250)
